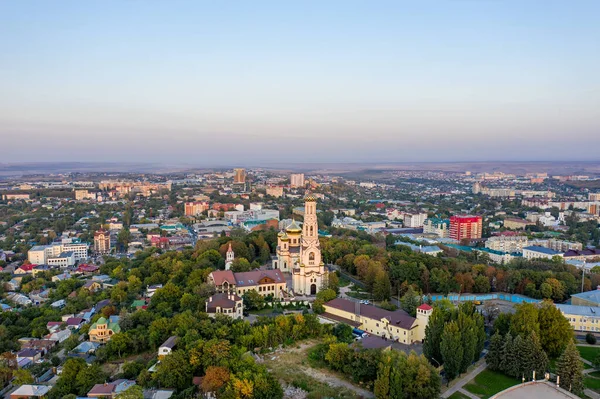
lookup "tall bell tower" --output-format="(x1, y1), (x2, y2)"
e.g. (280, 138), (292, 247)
(292, 192), (326, 295)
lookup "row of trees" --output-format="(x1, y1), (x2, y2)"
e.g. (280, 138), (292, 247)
(422, 302), (485, 382)
(487, 332), (548, 379)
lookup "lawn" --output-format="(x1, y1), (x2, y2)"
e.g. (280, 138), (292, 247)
(338, 275), (352, 287)
(578, 345), (600, 364)
(448, 391), (472, 399)
(585, 376), (600, 392)
(589, 370), (600, 378)
(464, 369), (520, 399)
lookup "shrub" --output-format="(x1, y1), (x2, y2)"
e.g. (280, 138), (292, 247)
(586, 333), (597, 345)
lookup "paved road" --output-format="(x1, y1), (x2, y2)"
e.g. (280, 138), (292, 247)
(441, 361), (487, 399)
(586, 389), (600, 399)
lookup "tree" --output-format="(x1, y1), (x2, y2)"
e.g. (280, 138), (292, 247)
(202, 366), (230, 393)
(333, 323), (354, 344)
(486, 332), (503, 371)
(373, 271), (391, 301)
(12, 368), (34, 385)
(423, 307), (447, 366)
(328, 272), (340, 294)
(440, 321), (463, 381)
(401, 287), (420, 317)
(374, 352), (393, 399)
(115, 386), (144, 399)
(117, 229), (131, 251)
(556, 341), (584, 394)
(153, 350), (192, 390)
(230, 258), (252, 272)
(587, 333), (597, 345)
(316, 288), (337, 302)
(509, 303), (539, 339)
(538, 300), (573, 357)
(325, 343), (353, 372)
(500, 333), (518, 377)
(243, 289), (265, 310)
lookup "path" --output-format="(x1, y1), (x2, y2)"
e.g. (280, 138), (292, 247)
(585, 389), (600, 399)
(441, 361), (487, 398)
(458, 388), (480, 399)
(299, 365), (374, 398)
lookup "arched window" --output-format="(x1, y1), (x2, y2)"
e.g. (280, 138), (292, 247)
(310, 226), (314, 235)
(309, 252), (315, 261)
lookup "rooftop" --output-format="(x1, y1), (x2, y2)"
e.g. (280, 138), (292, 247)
(523, 246), (562, 255)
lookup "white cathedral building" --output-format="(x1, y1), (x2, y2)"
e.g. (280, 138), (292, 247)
(272, 193), (327, 296)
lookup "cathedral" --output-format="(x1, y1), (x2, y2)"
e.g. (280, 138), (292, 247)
(272, 193), (327, 295)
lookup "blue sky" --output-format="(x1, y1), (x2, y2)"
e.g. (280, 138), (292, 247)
(1, 1), (599, 164)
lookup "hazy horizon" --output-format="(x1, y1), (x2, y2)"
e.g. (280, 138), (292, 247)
(1, 1), (599, 163)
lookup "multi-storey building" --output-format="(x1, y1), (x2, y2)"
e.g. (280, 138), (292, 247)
(233, 168), (246, 184)
(503, 217), (535, 230)
(589, 193), (600, 202)
(184, 201), (209, 216)
(485, 236), (529, 253)
(449, 215), (482, 240)
(266, 186), (284, 198)
(403, 213), (427, 228)
(28, 239), (89, 264)
(290, 173), (305, 188)
(206, 293), (243, 320)
(93, 229), (111, 254)
(556, 304), (600, 333)
(423, 218), (450, 238)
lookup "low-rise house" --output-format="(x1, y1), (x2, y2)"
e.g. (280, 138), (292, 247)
(7, 293), (32, 306)
(556, 304), (600, 333)
(50, 299), (66, 309)
(83, 280), (102, 292)
(17, 348), (42, 364)
(45, 328), (71, 343)
(21, 339), (56, 355)
(146, 284), (163, 298)
(10, 384), (50, 399)
(206, 293), (243, 320)
(71, 341), (101, 356)
(158, 336), (177, 359)
(14, 264), (35, 275)
(6, 278), (21, 291)
(77, 264), (100, 274)
(66, 317), (86, 330)
(32, 264), (52, 277)
(46, 321), (64, 332)
(87, 380), (136, 398)
(52, 272), (72, 282)
(89, 316), (121, 343)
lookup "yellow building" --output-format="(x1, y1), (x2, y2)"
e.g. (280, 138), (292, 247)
(89, 316), (121, 343)
(556, 304), (600, 332)
(208, 269), (289, 299)
(322, 298), (431, 344)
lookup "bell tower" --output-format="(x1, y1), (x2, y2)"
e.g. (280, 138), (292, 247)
(225, 242), (234, 270)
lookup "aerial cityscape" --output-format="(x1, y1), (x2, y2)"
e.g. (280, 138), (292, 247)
(1, 1), (600, 399)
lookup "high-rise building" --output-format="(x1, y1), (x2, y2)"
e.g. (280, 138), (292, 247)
(184, 201), (209, 216)
(449, 215), (482, 241)
(290, 173), (305, 188)
(233, 168), (246, 184)
(94, 229), (111, 254)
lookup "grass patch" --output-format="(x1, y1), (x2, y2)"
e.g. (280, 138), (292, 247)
(249, 308), (275, 315)
(464, 369), (519, 399)
(338, 275), (352, 287)
(578, 345), (600, 363)
(585, 376), (600, 392)
(589, 371), (600, 378)
(448, 391), (471, 399)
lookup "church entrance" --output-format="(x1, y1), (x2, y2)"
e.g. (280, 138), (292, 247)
(310, 284), (317, 295)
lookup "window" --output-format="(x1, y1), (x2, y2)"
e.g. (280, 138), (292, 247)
(309, 252), (315, 261)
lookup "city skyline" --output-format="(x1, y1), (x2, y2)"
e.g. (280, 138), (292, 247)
(1, 1), (599, 163)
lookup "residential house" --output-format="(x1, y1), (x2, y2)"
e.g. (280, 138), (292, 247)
(17, 348), (42, 364)
(146, 284), (163, 298)
(21, 339), (56, 356)
(206, 293), (243, 320)
(10, 385), (50, 399)
(87, 380), (136, 398)
(65, 317), (85, 330)
(89, 316), (121, 343)
(45, 328), (71, 343)
(52, 272), (72, 282)
(83, 280), (102, 292)
(158, 336), (177, 359)
(14, 264), (35, 275)
(77, 264), (100, 274)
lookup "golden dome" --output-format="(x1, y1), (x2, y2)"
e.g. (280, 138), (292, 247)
(304, 191), (317, 202)
(286, 219), (302, 233)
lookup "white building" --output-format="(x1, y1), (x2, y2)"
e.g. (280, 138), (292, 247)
(522, 246), (563, 260)
(485, 236), (529, 253)
(403, 213), (428, 228)
(46, 251), (76, 268)
(290, 173), (305, 188)
(423, 218), (450, 238)
(28, 240), (89, 265)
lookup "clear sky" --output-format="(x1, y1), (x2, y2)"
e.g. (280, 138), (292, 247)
(1, 1), (599, 165)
